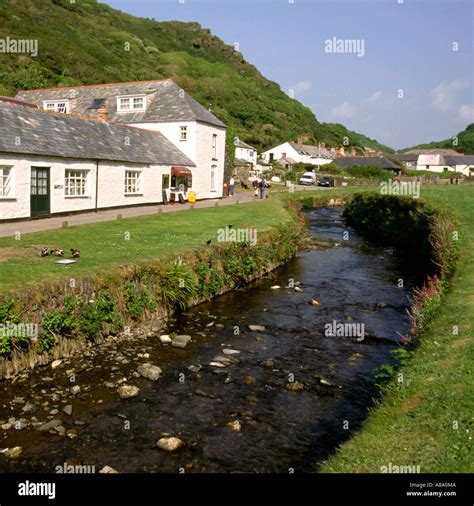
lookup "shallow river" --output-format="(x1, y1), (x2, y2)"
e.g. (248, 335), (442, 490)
(0, 208), (414, 473)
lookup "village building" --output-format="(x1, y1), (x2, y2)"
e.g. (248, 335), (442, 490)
(391, 149), (474, 176)
(260, 142), (334, 166)
(16, 79), (226, 201)
(416, 154), (474, 176)
(234, 139), (257, 167)
(0, 101), (195, 221)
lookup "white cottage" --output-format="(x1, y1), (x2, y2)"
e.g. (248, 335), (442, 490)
(16, 79), (227, 200)
(261, 142), (334, 166)
(234, 139), (257, 167)
(0, 101), (195, 221)
(416, 154), (474, 176)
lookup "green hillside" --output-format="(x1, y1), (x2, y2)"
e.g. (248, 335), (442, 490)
(0, 0), (393, 152)
(403, 124), (474, 154)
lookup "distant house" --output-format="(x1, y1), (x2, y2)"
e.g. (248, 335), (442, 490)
(279, 157), (298, 170)
(234, 139), (257, 168)
(388, 153), (418, 170)
(261, 142), (334, 166)
(0, 101), (195, 221)
(444, 155), (474, 176)
(416, 154), (473, 176)
(16, 79), (226, 200)
(334, 156), (401, 173)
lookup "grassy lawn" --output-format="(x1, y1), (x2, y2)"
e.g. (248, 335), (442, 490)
(0, 199), (291, 292)
(320, 184), (474, 473)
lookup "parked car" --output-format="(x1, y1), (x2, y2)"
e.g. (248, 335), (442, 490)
(298, 172), (317, 185)
(318, 176), (335, 187)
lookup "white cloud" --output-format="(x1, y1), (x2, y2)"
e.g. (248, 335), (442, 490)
(431, 80), (469, 111)
(367, 90), (384, 103)
(458, 104), (474, 123)
(330, 101), (356, 119)
(291, 80), (312, 94)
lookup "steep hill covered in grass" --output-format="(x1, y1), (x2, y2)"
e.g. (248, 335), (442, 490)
(0, 0), (393, 152)
(402, 124), (474, 154)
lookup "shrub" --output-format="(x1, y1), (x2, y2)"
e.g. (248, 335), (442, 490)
(155, 263), (198, 312)
(346, 165), (389, 179)
(124, 283), (158, 320)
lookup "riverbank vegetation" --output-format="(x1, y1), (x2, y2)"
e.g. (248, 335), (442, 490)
(320, 185), (473, 473)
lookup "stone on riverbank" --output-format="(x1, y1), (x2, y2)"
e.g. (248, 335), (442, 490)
(286, 381), (304, 392)
(51, 359), (62, 369)
(38, 419), (62, 431)
(159, 335), (172, 345)
(171, 335), (191, 349)
(137, 363), (162, 382)
(156, 437), (183, 452)
(118, 385), (140, 399)
(249, 325), (266, 332)
(3, 446), (23, 459)
(100, 466), (118, 473)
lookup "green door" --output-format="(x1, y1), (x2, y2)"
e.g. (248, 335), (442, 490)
(30, 167), (50, 217)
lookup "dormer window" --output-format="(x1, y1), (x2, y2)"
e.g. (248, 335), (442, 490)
(117, 95), (146, 112)
(43, 100), (69, 113)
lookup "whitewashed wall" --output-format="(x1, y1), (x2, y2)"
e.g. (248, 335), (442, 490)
(131, 120), (226, 199)
(236, 146), (257, 165)
(97, 162), (167, 209)
(261, 142), (301, 163)
(0, 153), (173, 221)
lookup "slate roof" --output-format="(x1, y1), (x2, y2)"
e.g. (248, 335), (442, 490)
(444, 155), (474, 165)
(235, 139), (256, 150)
(288, 142), (334, 159)
(16, 79), (226, 128)
(0, 102), (195, 166)
(334, 156), (400, 170)
(389, 153), (418, 162)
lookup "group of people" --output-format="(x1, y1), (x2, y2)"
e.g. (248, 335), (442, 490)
(228, 176), (267, 199)
(252, 178), (267, 199)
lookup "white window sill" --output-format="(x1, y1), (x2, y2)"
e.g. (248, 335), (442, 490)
(64, 195), (91, 199)
(0, 196), (16, 200)
(124, 193), (144, 197)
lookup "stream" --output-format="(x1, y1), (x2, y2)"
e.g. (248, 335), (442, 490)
(0, 208), (414, 473)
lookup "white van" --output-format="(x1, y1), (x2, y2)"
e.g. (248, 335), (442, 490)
(298, 172), (317, 185)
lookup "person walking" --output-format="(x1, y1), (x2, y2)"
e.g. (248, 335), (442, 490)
(229, 175), (235, 197)
(258, 178), (266, 199)
(253, 179), (259, 198)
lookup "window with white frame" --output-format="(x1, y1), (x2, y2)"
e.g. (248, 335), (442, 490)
(43, 100), (69, 113)
(0, 166), (13, 197)
(180, 126), (188, 141)
(212, 134), (218, 159)
(210, 165), (216, 191)
(117, 95), (146, 112)
(65, 169), (89, 197)
(124, 170), (142, 195)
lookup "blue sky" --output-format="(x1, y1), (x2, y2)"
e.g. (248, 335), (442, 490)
(103, 0), (473, 149)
